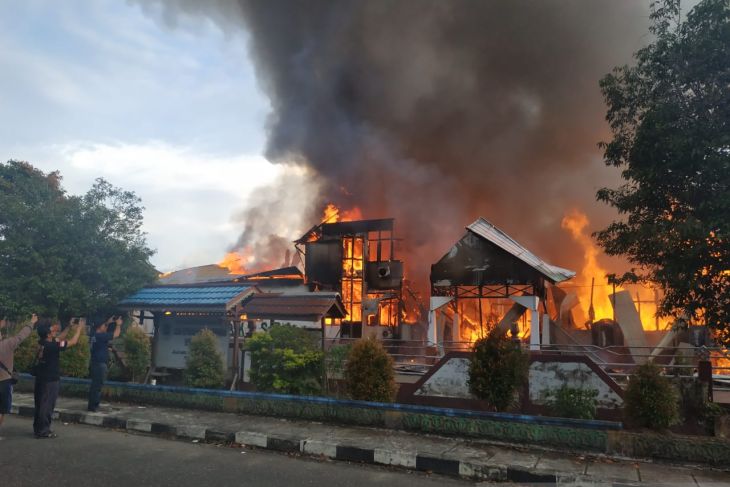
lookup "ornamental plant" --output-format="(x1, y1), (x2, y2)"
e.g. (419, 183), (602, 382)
(468, 330), (528, 412)
(344, 337), (396, 402)
(184, 328), (225, 389)
(60, 331), (90, 378)
(548, 386), (598, 420)
(13, 328), (40, 373)
(247, 324), (323, 395)
(624, 363), (679, 430)
(123, 325), (151, 382)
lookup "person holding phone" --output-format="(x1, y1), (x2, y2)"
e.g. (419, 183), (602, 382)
(0, 313), (38, 439)
(33, 317), (84, 438)
(87, 315), (122, 412)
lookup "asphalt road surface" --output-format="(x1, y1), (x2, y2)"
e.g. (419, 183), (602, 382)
(0, 416), (472, 487)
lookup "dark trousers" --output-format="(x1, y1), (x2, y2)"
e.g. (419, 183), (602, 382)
(33, 380), (59, 436)
(88, 362), (108, 411)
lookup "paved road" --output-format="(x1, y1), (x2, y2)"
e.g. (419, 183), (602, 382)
(0, 416), (471, 487)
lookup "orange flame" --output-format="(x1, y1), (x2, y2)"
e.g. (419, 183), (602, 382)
(561, 210), (617, 324)
(218, 250), (253, 275)
(561, 209), (669, 330)
(321, 203), (363, 224)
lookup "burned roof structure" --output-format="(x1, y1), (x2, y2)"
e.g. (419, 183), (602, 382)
(431, 217), (574, 298)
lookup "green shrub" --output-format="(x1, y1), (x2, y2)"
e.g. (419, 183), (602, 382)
(123, 326), (151, 382)
(324, 344), (351, 398)
(107, 354), (130, 382)
(548, 386), (598, 420)
(60, 332), (90, 378)
(13, 329), (40, 373)
(184, 328), (225, 389)
(468, 331), (528, 411)
(247, 324), (323, 395)
(344, 337), (396, 402)
(624, 363), (679, 430)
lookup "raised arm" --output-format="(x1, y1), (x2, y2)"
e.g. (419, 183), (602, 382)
(57, 320), (74, 340)
(112, 316), (123, 339)
(0, 314), (38, 351)
(66, 321), (85, 347)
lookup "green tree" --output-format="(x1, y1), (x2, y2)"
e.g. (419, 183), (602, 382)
(184, 328), (225, 389)
(122, 326), (151, 382)
(344, 338), (396, 402)
(596, 0), (730, 341)
(247, 324), (323, 395)
(468, 331), (529, 412)
(0, 161), (157, 320)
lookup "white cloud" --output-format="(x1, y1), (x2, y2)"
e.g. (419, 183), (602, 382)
(26, 141), (299, 273)
(60, 141), (279, 196)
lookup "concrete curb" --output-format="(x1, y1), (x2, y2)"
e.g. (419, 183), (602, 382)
(9, 404), (635, 484)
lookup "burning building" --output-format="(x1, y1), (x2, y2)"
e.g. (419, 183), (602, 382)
(295, 218), (409, 340)
(430, 217), (575, 350)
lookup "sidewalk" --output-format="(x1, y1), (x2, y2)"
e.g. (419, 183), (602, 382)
(9, 392), (729, 486)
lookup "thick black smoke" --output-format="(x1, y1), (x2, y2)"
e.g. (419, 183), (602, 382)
(140, 0), (650, 286)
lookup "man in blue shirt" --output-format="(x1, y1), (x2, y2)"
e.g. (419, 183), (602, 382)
(87, 316), (122, 412)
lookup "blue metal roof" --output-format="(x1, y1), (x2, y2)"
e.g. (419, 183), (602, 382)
(119, 285), (253, 308)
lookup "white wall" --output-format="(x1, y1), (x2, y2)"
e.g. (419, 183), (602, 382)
(529, 361), (623, 409)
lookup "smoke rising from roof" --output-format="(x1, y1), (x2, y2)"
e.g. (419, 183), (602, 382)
(140, 0), (650, 285)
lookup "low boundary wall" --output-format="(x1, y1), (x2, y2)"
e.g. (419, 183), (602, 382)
(14, 374), (730, 466)
(15, 373), (614, 452)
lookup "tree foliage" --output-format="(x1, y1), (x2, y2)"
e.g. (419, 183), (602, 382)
(468, 331), (528, 412)
(247, 324), (323, 395)
(0, 161), (157, 320)
(184, 328), (226, 389)
(596, 0), (730, 340)
(344, 338), (396, 402)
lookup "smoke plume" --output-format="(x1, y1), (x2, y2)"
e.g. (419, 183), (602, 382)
(140, 0), (650, 286)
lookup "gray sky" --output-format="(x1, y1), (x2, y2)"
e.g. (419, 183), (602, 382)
(0, 0), (293, 272)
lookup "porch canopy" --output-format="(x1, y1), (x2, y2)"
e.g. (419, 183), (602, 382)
(240, 292), (346, 322)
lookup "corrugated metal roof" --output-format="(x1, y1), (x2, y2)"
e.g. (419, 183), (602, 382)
(241, 293), (346, 320)
(119, 285), (254, 308)
(466, 217), (575, 283)
(158, 264), (243, 285)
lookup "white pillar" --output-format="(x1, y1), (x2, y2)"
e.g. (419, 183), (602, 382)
(429, 296), (453, 348)
(511, 296), (540, 351)
(530, 308), (540, 351)
(541, 314), (551, 346)
(428, 309), (437, 346)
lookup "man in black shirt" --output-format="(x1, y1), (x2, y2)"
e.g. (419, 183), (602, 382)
(33, 318), (84, 438)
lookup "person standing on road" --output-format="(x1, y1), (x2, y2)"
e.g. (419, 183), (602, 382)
(87, 316), (122, 412)
(0, 313), (38, 439)
(33, 317), (84, 439)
